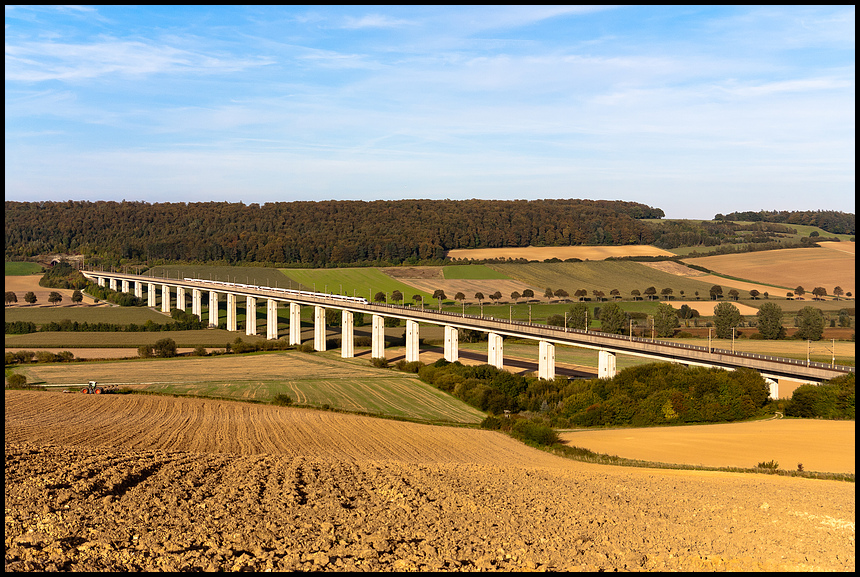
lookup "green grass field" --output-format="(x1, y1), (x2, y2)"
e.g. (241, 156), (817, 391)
(5, 262), (44, 276)
(149, 264), (291, 288)
(442, 265), (510, 279)
(280, 267), (437, 302)
(488, 260), (719, 300)
(4, 306), (173, 325)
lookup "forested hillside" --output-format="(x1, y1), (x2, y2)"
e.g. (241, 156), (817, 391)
(715, 210), (855, 235)
(5, 199), (662, 267)
(6, 199), (852, 267)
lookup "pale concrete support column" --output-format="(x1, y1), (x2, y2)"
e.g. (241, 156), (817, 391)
(208, 291), (219, 327)
(148, 283), (157, 307)
(341, 311), (354, 358)
(764, 377), (779, 400)
(98, 276), (106, 287)
(109, 278), (117, 291)
(176, 286), (186, 312)
(488, 332), (504, 369)
(245, 296), (257, 336)
(161, 284), (170, 313)
(406, 320), (420, 363)
(192, 288), (202, 319)
(314, 306), (326, 351)
(371, 314), (385, 359)
(289, 303), (301, 345)
(538, 340), (555, 381)
(598, 350), (617, 379)
(135, 281), (143, 299)
(444, 325), (459, 362)
(122, 279), (130, 294)
(266, 299), (278, 340)
(226, 293), (237, 332)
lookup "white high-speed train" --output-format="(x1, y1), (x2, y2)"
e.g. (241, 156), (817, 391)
(183, 278), (369, 305)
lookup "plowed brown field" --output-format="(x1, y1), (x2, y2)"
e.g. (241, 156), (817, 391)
(5, 391), (855, 572)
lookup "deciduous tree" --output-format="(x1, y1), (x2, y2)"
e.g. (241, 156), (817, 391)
(714, 301), (742, 338)
(709, 285), (723, 300)
(566, 302), (588, 330)
(756, 302), (785, 340)
(653, 302), (679, 337)
(794, 306), (825, 340)
(598, 302), (626, 335)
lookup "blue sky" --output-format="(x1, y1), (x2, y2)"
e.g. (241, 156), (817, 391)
(5, 5), (855, 218)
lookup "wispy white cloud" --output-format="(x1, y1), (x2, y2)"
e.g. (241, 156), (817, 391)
(340, 14), (413, 30)
(3, 5), (854, 217)
(5, 38), (272, 82)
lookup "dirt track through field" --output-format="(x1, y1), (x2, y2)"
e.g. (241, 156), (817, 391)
(5, 390), (855, 572)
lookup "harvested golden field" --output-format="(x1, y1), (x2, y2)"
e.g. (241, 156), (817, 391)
(4, 275), (104, 307)
(559, 419), (855, 474)
(446, 245), (674, 261)
(11, 351), (485, 424)
(682, 244), (855, 295)
(5, 391), (856, 572)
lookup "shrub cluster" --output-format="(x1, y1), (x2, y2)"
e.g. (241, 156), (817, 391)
(784, 373), (854, 419)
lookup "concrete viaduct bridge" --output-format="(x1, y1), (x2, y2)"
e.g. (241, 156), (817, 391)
(83, 271), (853, 396)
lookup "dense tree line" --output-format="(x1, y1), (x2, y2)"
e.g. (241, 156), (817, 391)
(715, 210), (855, 235)
(784, 373), (854, 419)
(5, 199), (663, 266)
(415, 359), (769, 428)
(648, 219), (807, 250)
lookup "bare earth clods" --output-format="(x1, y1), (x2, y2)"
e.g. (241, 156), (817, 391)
(5, 392), (855, 572)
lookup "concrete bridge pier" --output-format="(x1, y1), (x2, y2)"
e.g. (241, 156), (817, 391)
(226, 293), (237, 332)
(110, 278), (117, 291)
(539, 341), (555, 380)
(314, 306), (326, 351)
(176, 286), (186, 312)
(148, 283), (157, 307)
(341, 311), (354, 358)
(134, 281), (143, 299)
(192, 289), (202, 319)
(289, 303), (301, 345)
(444, 325), (458, 362)
(598, 350), (617, 379)
(488, 332), (504, 369)
(406, 320), (419, 363)
(266, 299), (278, 340)
(208, 291), (219, 328)
(245, 296), (257, 336)
(764, 377), (779, 400)
(122, 279), (130, 294)
(371, 315), (385, 359)
(161, 284), (170, 313)
(98, 276), (106, 287)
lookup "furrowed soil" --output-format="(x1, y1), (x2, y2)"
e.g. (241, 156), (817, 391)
(5, 391), (855, 572)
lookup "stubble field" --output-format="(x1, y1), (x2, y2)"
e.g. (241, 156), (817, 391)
(682, 243), (855, 296)
(5, 390), (855, 572)
(559, 419), (855, 474)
